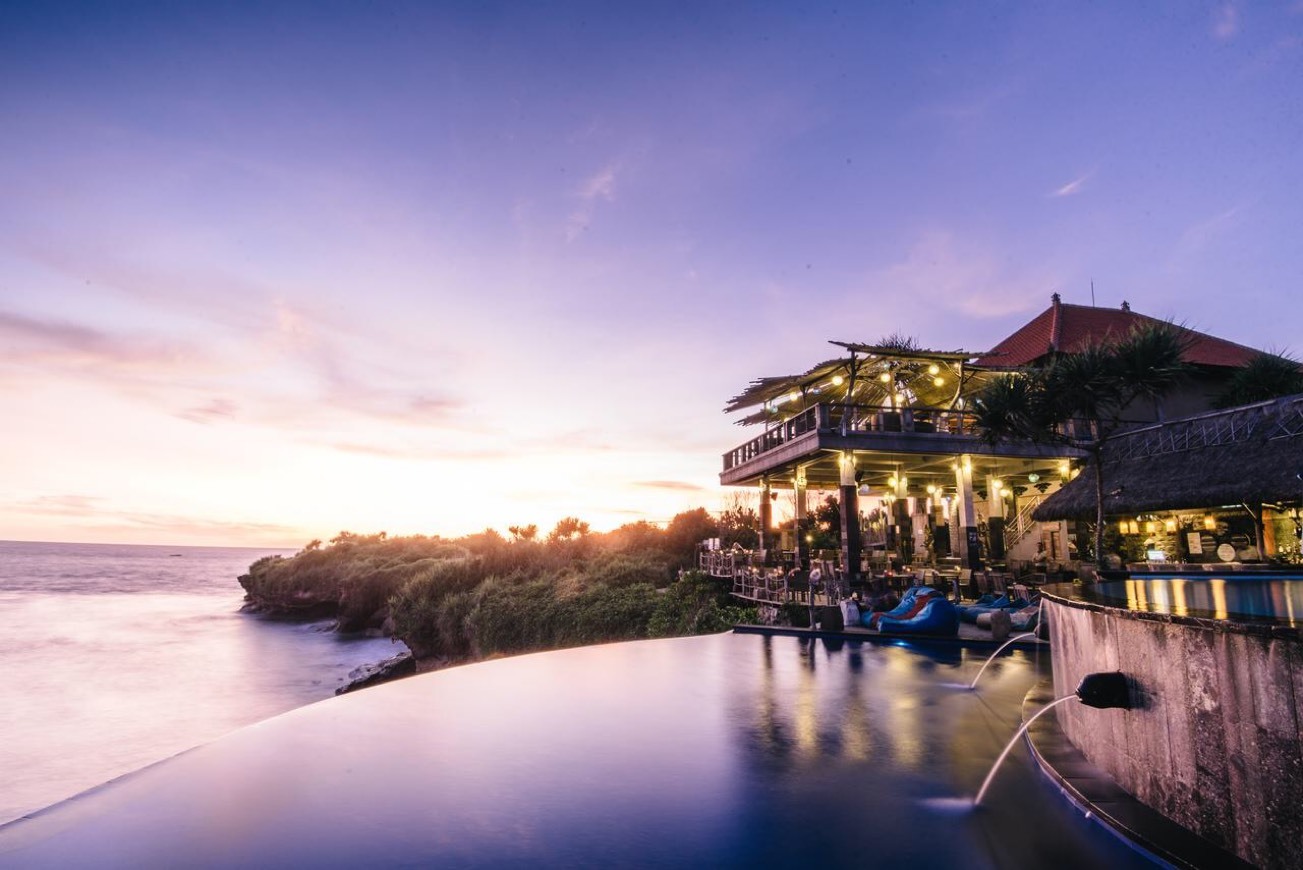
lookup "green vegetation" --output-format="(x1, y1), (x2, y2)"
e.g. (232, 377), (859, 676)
(240, 512), (758, 668)
(1214, 350), (1303, 408)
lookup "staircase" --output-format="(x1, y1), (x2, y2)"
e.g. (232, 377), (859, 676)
(1003, 494), (1044, 554)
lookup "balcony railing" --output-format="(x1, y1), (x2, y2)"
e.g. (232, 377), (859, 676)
(722, 402), (981, 471)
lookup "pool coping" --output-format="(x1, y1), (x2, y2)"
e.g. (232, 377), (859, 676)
(1021, 678), (1252, 870)
(733, 622), (1048, 648)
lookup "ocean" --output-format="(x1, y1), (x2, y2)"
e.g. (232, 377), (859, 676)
(0, 540), (405, 825)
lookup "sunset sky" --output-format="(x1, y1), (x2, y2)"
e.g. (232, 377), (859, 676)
(2, 2), (1301, 546)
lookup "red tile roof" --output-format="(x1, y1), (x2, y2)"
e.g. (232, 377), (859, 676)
(972, 299), (1261, 369)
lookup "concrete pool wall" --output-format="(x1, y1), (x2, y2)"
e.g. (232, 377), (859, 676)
(1042, 584), (1303, 870)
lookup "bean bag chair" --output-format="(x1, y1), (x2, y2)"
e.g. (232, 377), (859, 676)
(861, 586), (939, 630)
(956, 595), (1034, 624)
(877, 595), (960, 636)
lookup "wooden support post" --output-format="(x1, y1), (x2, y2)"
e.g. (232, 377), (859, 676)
(759, 480), (772, 564)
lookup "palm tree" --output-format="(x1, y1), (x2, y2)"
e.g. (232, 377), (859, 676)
(1214, 350), (1303, 408)
(973, 322), (1191, 568)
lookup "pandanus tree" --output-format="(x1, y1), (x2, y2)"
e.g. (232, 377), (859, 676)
(973, 323), (1192, 568)
(1213, 350), (1303, 408)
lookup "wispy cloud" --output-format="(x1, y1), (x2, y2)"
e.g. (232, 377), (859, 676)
(0, 310), (201, 370)
(17, 494), (107, 516)
(566, 161), (621, 241)
(633, 480), (707, 493)
(1050, 169), (1095, 198)
(1168, 204), (1249, 269)
(5, 494), (301, 543)
(1212, 3), (1241, 40)
(854, 231), (1058, 321)
(325, 441), (511, 462)
(912, 83), (1021, 124)
(178, 398), (239, 424)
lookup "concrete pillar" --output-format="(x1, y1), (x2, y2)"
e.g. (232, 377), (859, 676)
(758, 480), (772, 563)
(954, 455), (980, 569)
(911, 498), (928, 563)
(794, 468), (808, 569)
(893, 474), (911, 563)
(838, 452), (861, 581)
(987, 474), (1006, 562)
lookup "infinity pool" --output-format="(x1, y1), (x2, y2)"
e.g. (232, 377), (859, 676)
(0, 633), (1151, 868)
(1089, 576), (1303, 626)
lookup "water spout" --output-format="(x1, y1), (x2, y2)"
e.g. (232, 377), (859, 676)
(968, 632), (1038, 690)
(973, 694), (1079, 806)
(974, 671), (1132, 806)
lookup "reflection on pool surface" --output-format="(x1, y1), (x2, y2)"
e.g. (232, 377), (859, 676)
(1092, 576), (1303, 626)
(0, 633), (1152, 868)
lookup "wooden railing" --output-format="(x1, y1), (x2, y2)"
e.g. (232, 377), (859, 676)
(723, 402), (982, 470)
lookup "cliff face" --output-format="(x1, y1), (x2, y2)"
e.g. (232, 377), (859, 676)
(237, 553), (397, 632)
(237, 575), (341, 621)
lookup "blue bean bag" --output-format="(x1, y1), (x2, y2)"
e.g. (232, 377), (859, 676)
(877, 594), (960, 636)
(861, 585), (937, 629)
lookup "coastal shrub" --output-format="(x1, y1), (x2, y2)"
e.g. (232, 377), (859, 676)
(568, 583), (660, 644)
(649, 572), (757, 636)
(336, 556), (469, 632)
(470, 575), (563, 655)
(388, 558), (491, 657)
(465, 574), (662, 656)
(580, 550), (674, 589)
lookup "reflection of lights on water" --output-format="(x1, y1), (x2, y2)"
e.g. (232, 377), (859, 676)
(1210, 579), (1228, 621)
(840, 694), (870, 761)
(1171, 580), (1188, 616)
(1150, 580), (1171, 612)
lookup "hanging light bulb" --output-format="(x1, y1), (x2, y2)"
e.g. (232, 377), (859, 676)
(831, 374), (844, 386)
(879, 372), (891, 383)
(928, 363), (940, 375)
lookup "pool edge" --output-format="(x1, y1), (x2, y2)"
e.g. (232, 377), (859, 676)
(1021, 679), (1251, 870)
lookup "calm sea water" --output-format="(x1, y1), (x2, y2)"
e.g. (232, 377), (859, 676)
(0, 540), (405, 824)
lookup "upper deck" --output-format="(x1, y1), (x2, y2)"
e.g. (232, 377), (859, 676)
(720, 401), (1077, 488)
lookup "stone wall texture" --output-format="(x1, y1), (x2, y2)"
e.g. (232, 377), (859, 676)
(1045, 595), (1303, 870)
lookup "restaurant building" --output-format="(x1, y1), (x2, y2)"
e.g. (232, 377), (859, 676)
(717, 294), (1278, 582)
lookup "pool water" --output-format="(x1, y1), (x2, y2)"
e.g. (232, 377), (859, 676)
(1093, 576), (1303, 626)
(0, 633), (1152, 868)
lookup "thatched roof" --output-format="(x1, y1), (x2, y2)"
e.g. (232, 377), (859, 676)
(1034, 393), (1303, 519)
(723, 342), (995, 426)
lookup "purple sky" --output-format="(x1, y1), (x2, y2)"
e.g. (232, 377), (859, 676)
(2, 2), (1300, 545)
